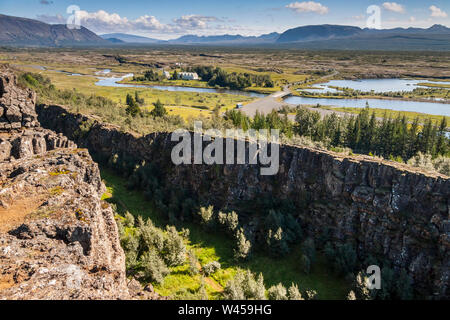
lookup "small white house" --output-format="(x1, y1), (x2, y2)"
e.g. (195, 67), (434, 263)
(236, 103), (244, 109)
(178, 72), (199, 80)
(163, 71), (171, 79)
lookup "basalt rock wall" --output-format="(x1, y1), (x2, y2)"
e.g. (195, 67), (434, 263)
(0, 69), (131, 300)
(37, 104), (449, 299)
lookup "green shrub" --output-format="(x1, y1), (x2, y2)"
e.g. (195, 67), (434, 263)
(202, 261), (221, 276)
(233, 228), (251, 261)
(223, 270), (266, 300)
(139, 250), (169, 284)
(188, 251), (200, 276)
(163, 226), (187, 266)
(266, 227), (290, 257)
(287, 283), (304, 300)
(267, 283), (288, 300)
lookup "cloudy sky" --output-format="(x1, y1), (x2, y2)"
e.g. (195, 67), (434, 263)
(1, 0), (449, 39)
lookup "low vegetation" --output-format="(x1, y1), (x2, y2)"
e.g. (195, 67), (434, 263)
(101, 169), (349, 300)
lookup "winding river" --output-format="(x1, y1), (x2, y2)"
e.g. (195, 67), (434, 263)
(22, 65), (450, 116)
(95, 73), (267, 98)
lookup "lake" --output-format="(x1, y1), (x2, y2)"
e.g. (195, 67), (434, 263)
(283, 96), (450, 117)
(300, 78), (450, 93)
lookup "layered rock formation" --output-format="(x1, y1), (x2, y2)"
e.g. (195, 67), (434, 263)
(37, 104), (449, 299)
(0, 68), (130, 299)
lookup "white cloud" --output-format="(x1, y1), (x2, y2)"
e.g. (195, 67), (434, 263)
(409, 16), (416, 23)
(37, 10), (225, 34)
(172, 15), (220, 29)
(36, 14), (65, 24)
(286, 1), (329, 15)
(429, 5), (448, 18)
(382, 2), (405, 13)
(74, 10), (167, 32)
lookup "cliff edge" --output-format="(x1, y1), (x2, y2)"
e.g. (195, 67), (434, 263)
(0, 67), (130, 299)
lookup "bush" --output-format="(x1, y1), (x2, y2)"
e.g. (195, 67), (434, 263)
(305, 290), (317, 300)
(123, 211), (135, 228)
(242, 271), (266, 300)
(407, 152), (434, 171)
(223, 270), (266, 300)
(139, 250), (169, 284)
(266, 227), (290, 257)
(217, 211), (239, 234)
(163, 226), (187, 266)
(202, 261), (221, 276)
(288, 283), (304, 300)
(233, 228), (251, 260)
(197, 206), (215, 229)
(433, 156), (450, 176)
(188, 251), (200, 276)
(267, 283), (288, 300)
(140, 220), (165, 252)
(150, 99), (167, 118)
(347, 290), (357, 300)
(120, 231), (140, 271)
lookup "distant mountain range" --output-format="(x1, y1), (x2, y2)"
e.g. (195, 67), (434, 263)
(1, 14), (449, 50)
(100, 33), (160, 44)
(0, 14), (108, 46)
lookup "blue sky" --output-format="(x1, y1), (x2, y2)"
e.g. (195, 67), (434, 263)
(1, 1), (449, 39)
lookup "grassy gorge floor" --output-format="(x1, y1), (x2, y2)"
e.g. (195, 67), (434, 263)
(100, 169), (349, 300)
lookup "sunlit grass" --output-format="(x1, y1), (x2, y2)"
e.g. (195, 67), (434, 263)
(101, 168), (349, 300)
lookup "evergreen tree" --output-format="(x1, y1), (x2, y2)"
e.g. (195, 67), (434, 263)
(125, 93), (140, 117)
(150, 99), (167, 117)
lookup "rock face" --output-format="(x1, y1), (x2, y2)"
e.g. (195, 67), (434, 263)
(0, 69), (130, 299)
(37, 104), (450, 299)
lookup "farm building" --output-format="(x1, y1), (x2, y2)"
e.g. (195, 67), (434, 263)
(178, 72), (199, 80)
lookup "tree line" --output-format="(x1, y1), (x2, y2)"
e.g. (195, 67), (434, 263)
(224, 106), (449, 163)
(188, 66), (275, 90)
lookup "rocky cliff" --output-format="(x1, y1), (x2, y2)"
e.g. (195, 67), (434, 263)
(37, 104), (449, 299)
(0, 68), (130, 299)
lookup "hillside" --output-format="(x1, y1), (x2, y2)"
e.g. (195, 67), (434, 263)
(277, 25), (362, 43)
(100, 33), (160, 44)
(0, 14), (108, 46)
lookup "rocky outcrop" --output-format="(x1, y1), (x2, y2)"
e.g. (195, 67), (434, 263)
(0, 69), (130, 300)
(37, 104), (450, 299)
(0, 71), (38, 130)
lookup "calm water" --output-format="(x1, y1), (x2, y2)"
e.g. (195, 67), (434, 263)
(21, 65), (450, 116)
(94, 73), (267, 98)
(303, 78), (450, 93)
(284, 96), (450, 116)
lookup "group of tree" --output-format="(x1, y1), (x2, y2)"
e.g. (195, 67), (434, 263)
(133, 69), (166, 82)
(187, 66), (274, 90)
(125, 92), (145, 117)
(294, 106), (449, 161)
(223, 269), (313, 300)
(117, 212), (187, 284)
(225, 106), (449, 166)
(224, 109), (293, 137)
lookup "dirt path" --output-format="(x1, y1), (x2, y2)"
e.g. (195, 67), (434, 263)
(0, 195), (46, 233)
(195, 260), (224, 292)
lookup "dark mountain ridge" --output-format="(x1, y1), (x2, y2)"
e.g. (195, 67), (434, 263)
(0, 14), (108, 46)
